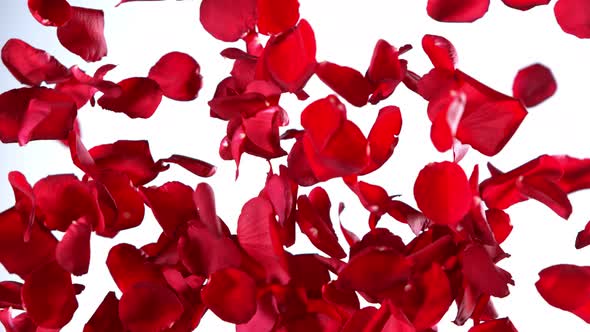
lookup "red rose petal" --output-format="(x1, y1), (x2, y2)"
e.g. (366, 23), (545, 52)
(411, 264), (453, 330)
(485, 209), (513, 244)
(363, 106), (402, 173)
(576, 220), (590, 249)
(555, 155), (590, 193)
(159, 155), (217, 178)
(8, 171), (35, 241)
(28, 0), (72, 27)
(366, 39), (405, 104)
(119, 281), (184, 332)
(341, 307), (378, 332)
(0, 281), (23, 309)
(201, 268), (257, 324)
(427, 0), (490, 22)
(56, 218), (91, 276)
(0, 88), (77, 145)
(468, 318), (518, 332)
(296, 189), (346, 259)
(57, 7), (107, 62)
(84, 292), (125, 332)
(414, 161), (472, 226)
(316, 61), (372, 107)
(265, 19), (316, 92)
(512, 63), (556, 107)
(463, 244), (513, 298)
(192, 183), (221, 235)
(502, 0), (549, 10)
(22, 262), (78, 329)
(0, 209), (57, 278)
(536, 264), (590, 323)
(236, 293), (278, 332)
(106, 243), (166, 293)
(554, 0), (590, 39)
(148, 52), (202, 101)
(199, 0), (257, 42)
(237, 197), (289, 283)
(0, 310), (40, 332)
(257, 0), (299, 35)
(141, 182), (197, 237)
(260, 171), (297, 247)
(337, 248), (411, 295)
(516, 174), (572, 219)
(422, 35), (458, 71)
(97, 77), (163, 119)
(1, 39), (70, 86)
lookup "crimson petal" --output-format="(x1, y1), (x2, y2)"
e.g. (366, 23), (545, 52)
(201, 268), (257, 324)
(576, 220), (590, 249)
(536, 264), (590, 323)
(422, 35), (457, 71)
(84, 292), (125, 332)
(159, 155), (216, 178)
(257, 0), (300, 35)
(265, 19), (316, 92)
(366, 40), (405, 104)
(516, 174), (572, 219)
(512, 63), (556, 107)
(414, 161), (472, 226)
(554, 0), (590, 39)
(1, 39), (70, 86)
(427, 0), (490, 22)
(462, 244), (513, 298)
(364, 105), (402, 173)
(502, 0), (549, 10)
(316, 62), (372, 107)
(468, 318), (518, 332)
(119, 281), (184, 332)
(56, 218), (91, 276)
(199, 0), (257, 42)
(0, 281), (23, 309)
(28, 0), (72, 26)
(57, 7), (107, 62)
(97, 77), (163, 119)
(22, 262), (78, 329)
(141, 182), (197, 237)
(106, 243), (166, 293)
(148, 52), (202, 101)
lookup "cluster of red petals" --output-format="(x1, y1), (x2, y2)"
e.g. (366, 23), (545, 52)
(0, 0), (587, 331)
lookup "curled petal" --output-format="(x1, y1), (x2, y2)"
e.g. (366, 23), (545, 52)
(422, 35), (457, 71)
(57, 7), (107, 62)
(366, 39), (405, 104)
(148, 52), (202, 101)
(106, 243), (166, 293)
(316, 61), (372, 107)
(159, 155), (217, 178)
(141, 182), (197, 237)
(97, 77), (163, 119)
(28, 0), (72, 26)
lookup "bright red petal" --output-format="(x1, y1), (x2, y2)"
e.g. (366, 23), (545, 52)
(414, 161), (472, 226)
(56, 7), (107, 62)
(316, 61), (372, 107)
(364, 106), (402, 173)
(97, 77), (163, 119)
(366, 39), (405, 104)
(427, 0), (490, 22)
(1, 39), (70, 86)
(265, 19), (316, 92)
(536, 264), (590, 323)
(422, 35), (457, 71)
(199, 0), (257, 42)
(201, 268), (257, 324)
(148, 52), (202, 101)
(257, 0), (300, 35)
(554, 0), (590, 38)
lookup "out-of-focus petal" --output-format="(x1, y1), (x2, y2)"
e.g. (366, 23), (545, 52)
(468, 317), (518, 331)
(512, 63), (556, 107)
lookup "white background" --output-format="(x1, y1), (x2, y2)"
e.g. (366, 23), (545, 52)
(1, 0), (590, 331)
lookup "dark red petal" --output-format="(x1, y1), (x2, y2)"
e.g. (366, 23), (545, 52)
(56, 7), (107, 62)
(316, 62), (371, 107)
(22, 262), (78, 329)
(265, 19), (316, 92)
(288, 254), (331, 298)
(119, 282), (183, 332)
(341, 307), (378, 332)
(257, 0), (299, 35)
(201, 268), (257, 324)
(237, 197), (289, 283)
(422, 35), (457, 71)
(502, 0), (549, 10)
(8, 171), (35, 241)
(536, 265), (590, 323)
(260, 172), (297, 247)
(159, 155), (216, 178)
(141, 182), (197, 237)
(516, 174), (572, 219)
(485, 209), (513, 244)
(427, 0), (490, 22)
(97, 77), (163, 119)
(469, 318), (518, 332)
(414, 161), (472, 226)
(56, 218), (91, 276)
(0, 281), (23, 309)
(512, 63), (556, 107)
(0, 310), (39, 332)
(33, 174), (102, 231)
(296, 192), (346, 259)
(366, 40), (404, 103)
(554, 0), (590, 38)
(0, 209), (57, 278)
(576, 220), (590, 249)
(83, 292), (125, 332)
(337, 248), (411, 294)
(236, 293), (278, 332)
(1, 39), (70, 86)
(412, 264), (453, 330)
(364, 106), (402, 173)
(106, 243), (166, 293)
(0, 88), (77, 145)
(199, 0), (257, 42)
(463, 244), (513, 298)
(148, 52), (202, 101)
(241, 106), (288, 158)
(455, 70), (528, 156)
(89, 140), (163, 186)
(178, 223), (241, 276)
(28, 0), (72, 27)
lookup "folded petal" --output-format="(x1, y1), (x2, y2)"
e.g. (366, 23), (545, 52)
(366, 39), (405, 104)
(516, 174), (572, 219)
(364, 106), (402, 173)
(422, 35), (457, 71)
(97, 77), (163, 119)
(148, 52), (202, 101)
(316, 62), (372, 107)
(199, 0), (257, 42)
(159, 154), (216, 178)
(57, 7), (107, 62)
(512, 63), (556, 107)
(201, 268), (257, 324)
